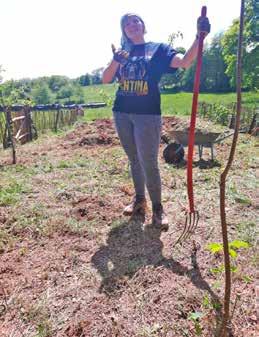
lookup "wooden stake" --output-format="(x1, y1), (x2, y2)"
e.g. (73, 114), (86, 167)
(248, 111), (258, 134)
(54, 106), (60, 132)
(5, 108), (16, 164)
(24, 105), (33, 141)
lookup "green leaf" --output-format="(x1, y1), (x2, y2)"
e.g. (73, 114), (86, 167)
(229, 249), (237, 258)
(202, 294), (210, 308)
(229, 240), (249, 249)
(210, 265), (225, 274)
(234, 195), (252, 205)
(242, 275), (253, 284)
(188, 312), (203, 321)
(212, 301), (222, 310)
(206, 243), (223, 254)
(230, 265), (238, 273)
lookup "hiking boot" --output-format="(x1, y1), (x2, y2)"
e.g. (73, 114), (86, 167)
(123, 197), (147, 216)
(152, 204), (169, 231)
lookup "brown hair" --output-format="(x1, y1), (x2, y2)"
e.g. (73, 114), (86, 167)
(120, 13), (146, 51)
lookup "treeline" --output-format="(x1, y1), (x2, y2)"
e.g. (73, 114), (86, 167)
(0, 66), (106, 106)
(0, 72), (104, 107)
(0, 0), (257, 106)
(161, 0), (258, 92)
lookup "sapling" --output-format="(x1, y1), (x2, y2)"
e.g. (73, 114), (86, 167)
(188, 312), (203, 336)
(206, 240), (250, 274)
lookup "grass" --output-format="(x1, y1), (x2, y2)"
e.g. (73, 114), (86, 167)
(1, 85), (256, 140)
(83, 83), (117, 102)
(0, 116), (257, 336)
(0, 180), (28, 206)
(161, 90), (259, 115)
(81, 84), (258, 120)
(0, 145), (130, 248)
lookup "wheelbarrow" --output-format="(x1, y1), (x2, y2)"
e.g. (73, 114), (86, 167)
(168, 129), (235, 161)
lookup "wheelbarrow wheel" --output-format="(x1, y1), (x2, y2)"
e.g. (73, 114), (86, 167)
(163, 142), (184, 164)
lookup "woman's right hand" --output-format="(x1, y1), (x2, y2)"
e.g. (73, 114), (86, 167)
(111, 44), (129, 64)
(196, 17), (211, 38)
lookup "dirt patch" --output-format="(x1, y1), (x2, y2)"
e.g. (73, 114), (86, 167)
(0, 209), (7, 224)
(64, 118), (119, 148)
(64, 320), (91, 337)
(78, 133), (115, 146)
(0, 116), (226, 167)
(0, 117), (257, 337)
(70, 195), (124, 225)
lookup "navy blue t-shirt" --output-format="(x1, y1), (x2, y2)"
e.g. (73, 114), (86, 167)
(113, 42), (178, 115)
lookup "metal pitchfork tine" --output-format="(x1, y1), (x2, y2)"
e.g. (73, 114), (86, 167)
(174, 6), (208, 246)
(174, 210), (200, 246)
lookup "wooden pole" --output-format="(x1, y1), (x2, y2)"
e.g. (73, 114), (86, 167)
(248, 111), (258, 134)
(5, 108), (16, 164)
(219, 1), (245, 336)
(54, 106), (60, 132)
(24, 106), (33, 141)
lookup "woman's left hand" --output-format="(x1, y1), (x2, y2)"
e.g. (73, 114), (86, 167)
(111, 44), (129, 64)
(197, 16), (211, 38)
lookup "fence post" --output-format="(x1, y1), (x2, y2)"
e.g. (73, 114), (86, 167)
(54, 105), (60, 132)
(5, 108), (16, 164)
(248, 110), (258, 134)
(24, 105), (33, 141)
(203, 102), (208, 117)
(228, 114), (236, 129)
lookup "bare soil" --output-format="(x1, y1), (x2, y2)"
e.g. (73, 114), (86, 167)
(0, 117), (257, 337)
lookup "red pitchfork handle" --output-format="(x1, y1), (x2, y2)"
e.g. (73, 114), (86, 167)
(187, 6), (207, 213)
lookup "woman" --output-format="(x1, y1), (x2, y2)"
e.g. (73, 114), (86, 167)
(102, 13), (210, 229)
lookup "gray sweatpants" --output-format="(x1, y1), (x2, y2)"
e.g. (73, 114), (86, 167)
(113, 112), (162, 205)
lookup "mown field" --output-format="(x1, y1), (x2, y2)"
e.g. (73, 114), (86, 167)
(0, 86), (257, 144)
(0, 110), (258, 336)
(0, 85), (258, 336)
(82, 84), (258, 120)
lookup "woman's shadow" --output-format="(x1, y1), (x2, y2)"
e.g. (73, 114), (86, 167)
(92, 215), (168, 293)
(91, 215), (220, 303)
(91, 215), (226, 333)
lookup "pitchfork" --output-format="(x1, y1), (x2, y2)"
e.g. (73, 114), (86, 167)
(174, 6), (208, 245)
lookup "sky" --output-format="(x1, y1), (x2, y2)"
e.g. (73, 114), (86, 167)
(0, 0), (241, 82)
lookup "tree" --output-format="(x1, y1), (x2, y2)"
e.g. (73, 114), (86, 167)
(56, 85), (74, 99)
(0, 79), (34, 105)
(181, 61), (195, 91)
(221, 0), (258, 89)
(160, 32), (186, 90)
(182, 36), (231, 92)
(31, 84), (54, 104)
(197, 35), (231, 92)
(167, 31), (184, 46)
(56, 83), (84, 104)
(205, 34), (231, 92)
(91, 67), (104, 85)
(47, 75), (70, 92)
(78, 74), (91, 86)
